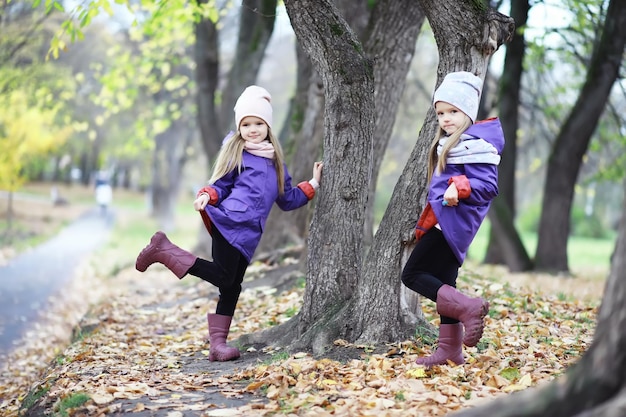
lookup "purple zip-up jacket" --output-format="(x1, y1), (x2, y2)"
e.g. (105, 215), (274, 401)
(416, 117), (505, 264)
(200, 151), (314, 262)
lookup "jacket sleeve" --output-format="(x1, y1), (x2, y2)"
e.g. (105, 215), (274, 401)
(275, 165), (312, 211)
(196, 186), (219, 206)
(201, 170), (237, 205)
(455, 164), (499, 206)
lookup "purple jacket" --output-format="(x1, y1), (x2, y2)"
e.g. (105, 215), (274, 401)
(201, 151), (313, 262)
(422, 117), (505, 264)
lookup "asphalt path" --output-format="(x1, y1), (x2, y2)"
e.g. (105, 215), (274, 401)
(0, 208), (114, 354)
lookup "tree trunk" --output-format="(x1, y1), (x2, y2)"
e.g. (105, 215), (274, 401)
(535, 0), (626, 273)
(484, 0), (533, 271)
(361, 0), (425, 253)
(256, 1), (369, 256)
(285, 0), (374, 351)
(239, 0), (515, 352)
(451, 176), (626, 417)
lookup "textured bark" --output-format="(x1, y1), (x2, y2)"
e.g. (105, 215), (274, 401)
(283, 0), (375, 351)
(451, 177), (626, 417)
(484, 0), (533, 271)
(535, 0), (626, 272)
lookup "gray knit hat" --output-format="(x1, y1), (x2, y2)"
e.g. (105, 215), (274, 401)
(432, 72), (483, 123)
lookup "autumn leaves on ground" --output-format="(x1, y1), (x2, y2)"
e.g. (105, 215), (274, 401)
(0, 185), (604, 417)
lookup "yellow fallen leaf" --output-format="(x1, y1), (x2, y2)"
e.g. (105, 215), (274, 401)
(519, 373), (532, 387)
(406, 368), (427, 378)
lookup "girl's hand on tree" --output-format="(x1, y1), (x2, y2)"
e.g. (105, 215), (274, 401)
(313, 161), (323, 183)
(194, 194), (210, 211)
(443, 182), (459, 206)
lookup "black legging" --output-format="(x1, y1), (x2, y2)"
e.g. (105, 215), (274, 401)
(401, 227), (461, 324)
(186, 226), (249, 317)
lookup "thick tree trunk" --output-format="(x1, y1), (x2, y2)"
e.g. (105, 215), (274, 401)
(256, 1), (368, 256)
(361, 0), (425, 253)
(285, 0), (374, 351)
(451, 176), (626, 417)
(484, 0), (533, 271)
(535, 0), (626, 273)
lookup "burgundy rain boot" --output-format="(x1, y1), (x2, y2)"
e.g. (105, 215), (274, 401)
(415, 323), (464, 367)
(207, 313), (241, 362)
(436, 284), (489, 347)
(135, 231), (197, 279)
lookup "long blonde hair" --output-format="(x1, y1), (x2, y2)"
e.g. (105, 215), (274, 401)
(427, 115), (473, 183)
(208, 129), (286, 194)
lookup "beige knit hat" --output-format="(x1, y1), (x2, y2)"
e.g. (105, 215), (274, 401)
(234, 85), (273, 129)
(433, 72), (483, 123)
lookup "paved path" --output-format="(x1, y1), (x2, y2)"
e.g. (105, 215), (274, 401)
(0, 208), (114, 354)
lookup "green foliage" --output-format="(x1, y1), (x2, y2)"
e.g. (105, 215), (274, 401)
(0, 88), (72, 191)
(53, 392), (90, 417)
(570, 204), (609, 239)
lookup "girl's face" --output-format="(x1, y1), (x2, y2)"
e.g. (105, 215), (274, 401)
(435, 101), (468, 135)
(239, 116), (269, 144)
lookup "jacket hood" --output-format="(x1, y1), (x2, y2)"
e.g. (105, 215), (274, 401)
(464, 117), (505, 154)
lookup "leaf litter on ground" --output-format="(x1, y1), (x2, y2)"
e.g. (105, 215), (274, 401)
(0, 254), (602, 417)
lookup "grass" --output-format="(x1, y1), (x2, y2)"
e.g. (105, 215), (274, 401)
(468, 221), (615, 271)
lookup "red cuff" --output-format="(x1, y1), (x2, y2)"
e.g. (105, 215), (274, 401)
(297, 181), (315, 200)
(448, 175), (471, 199)
(197, 186), (218, 205)
(415, 203), (437, 241)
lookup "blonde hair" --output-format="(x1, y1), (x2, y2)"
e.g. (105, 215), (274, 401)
(208, 128), (286, 194)
(427, 115), (473, 183)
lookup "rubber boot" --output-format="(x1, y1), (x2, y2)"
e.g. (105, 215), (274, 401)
(436, 284), (489, 347)
(207, 313), (241, 362)
(415, 323), (464, 367)
(135, 231), (197, 279)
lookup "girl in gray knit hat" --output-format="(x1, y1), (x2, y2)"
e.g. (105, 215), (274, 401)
(402, 71), (505, 367)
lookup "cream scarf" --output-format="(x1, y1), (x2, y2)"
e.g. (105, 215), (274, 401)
(437, 134), (500, 165)
(244, 141), (275, 159)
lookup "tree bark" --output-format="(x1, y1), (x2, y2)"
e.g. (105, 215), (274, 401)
(451, 176), (626, 417)
(535, 0), (626, 273)
(484, 0), (533, 271)
(284, 0), (374, 352)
